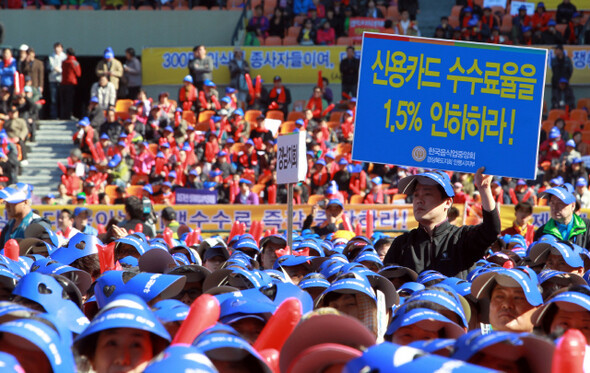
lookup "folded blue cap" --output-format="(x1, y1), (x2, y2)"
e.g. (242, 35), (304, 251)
(398, 170), (455, 197)
(471, 267), (543, 306)
(144, 345), (217, 372)
(183, 74), (193, 83)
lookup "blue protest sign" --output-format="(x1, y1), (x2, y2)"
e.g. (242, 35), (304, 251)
(352, 33), (548, 179)
(175, 188), (218, 205)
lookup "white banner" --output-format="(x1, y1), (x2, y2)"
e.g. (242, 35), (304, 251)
(277, 131), (307, 185)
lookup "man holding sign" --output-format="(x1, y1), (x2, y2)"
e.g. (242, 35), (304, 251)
(384, 167), (500, 279)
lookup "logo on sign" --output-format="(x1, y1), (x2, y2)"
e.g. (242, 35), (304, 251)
(412, 146), (426, 162)
(278, 144), (298, 170)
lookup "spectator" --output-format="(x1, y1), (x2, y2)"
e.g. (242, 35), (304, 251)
(72, 206), (99, 236)
(228, 48), (250, 107)
(90, 75), (117, 111)
(540, 127), (566, 163)
(246, 5), (270, 44)
(398, 0), (419, 21)
(534, 184), (590, 248)
(60, 47), (81, 120)
(293, 0), (314, 16)
(364, 0), (383, 18)
(298, 18), (317, 45)
(0, 48), (17, 91)
(235, 179), (259, 205)
(511, 5), (531, 43)
(560, 138), (581, 166)
(576, 177), (590, 209)
(100, 107), (123, 143)
(316, 19), (336, 45)
(340, 46), (360, 99)
(21, 47), (44, 96)
(4, 106), (28, 163)
(96, 47), (124, 97)
(551, 44), (573, 87)
(123, 47), (142, 100)
(541, 20), (564, 44)
(87, 96), (105, 130)
(303, 198), (345, 236)
(188, 45), (213, 91)
(47, 42), (66, 119)
(178, 75), (198, 112)
(399, 10), (420, 36)
(551, 77), (575, 110)
(556, 0), (577, 24)
(531, 2), (551, 32)
(564, 12), (584, 44)
(0, 183), (38, 246)
(572, 130), (590, 156)
(268, 75), (292, 116)
(17, 44), (28, 73)
(306, 86), (326, 119)
(268, 7), (289, 38)
(118, 196), (155, 237)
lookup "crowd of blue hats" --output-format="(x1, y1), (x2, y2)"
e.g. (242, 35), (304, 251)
(1, 206), (590, 371)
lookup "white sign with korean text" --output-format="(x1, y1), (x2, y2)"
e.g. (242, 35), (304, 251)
(277, 131), (307, 185)
(510, 1), (535, 15)
(483, 0), (507, 8)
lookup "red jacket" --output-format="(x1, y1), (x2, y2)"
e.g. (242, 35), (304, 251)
(61, 56), (81, 85)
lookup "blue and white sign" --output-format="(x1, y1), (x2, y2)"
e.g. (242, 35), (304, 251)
(277, 131), (307, 185)
(352, 33), (547, 179)
(175, 189), (218, 205)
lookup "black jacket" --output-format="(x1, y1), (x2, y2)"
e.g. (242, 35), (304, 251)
(340, 57), (360, 85)
(384, 207), (501, 279)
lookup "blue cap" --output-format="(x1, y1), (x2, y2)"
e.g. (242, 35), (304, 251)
(219, 289), (276, 324)
(50, 232), (101, 265)
(204, 79), (216, 87)
(549, 126), (561, 139)
(354, 250), (383, 267)
(234, 108), (244, 117)
(209, 169), (222, 178)
(89, 96), (99, 104)
(142, 184), (154, 194)
(225, 87), (236, 94)
(316, 275), (377, 307)
(220, 96), (231, 104)
(508, 234), (526, 248)
(181, 143), (192, 152)
(273, 255), (314, 270)
(406, 288), (468, 328)
(327, 198), (344, 209)
(371, 176), (382, 186)
(417, 270), (447, 284)
(104, 50), (114, 59)
(576, 177), (587, 187)
(239, 178), (253, 185)
(559, 77), (569, 84)
(75, 294), (170, 351)
(234, 238), (260, 253)
(386, 307), (465, 339)
(152, 299), (189, 323)
(471, 268), (542, 306)
(94, 270), (186, 308)
(156, 151), (165, 159)
(573, 157), (583, 164)
(183, 74), (193, 83)
(315, 159), (326, 166)
(398, 171), (455, 197)
(194, 332), (271, 373)
(529, 241), (586, 269)
(0, 318), (76, 372)
(31, 258), (93, 295)
(73, 206), (91, 218)
(532, 289), (590, 327)
(338, 158), (349, 165)
(144, 345), (217, 372)
(107, 153), (122, 168)
(78, 116), (90, 127)
(295, 119), (305, 126)
(540, 184), (576, 204)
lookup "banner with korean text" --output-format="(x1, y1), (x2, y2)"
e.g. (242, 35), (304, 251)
(1, 204), (579, 235)
(142, 46), (349, 86)
(352, 33), (548, 180)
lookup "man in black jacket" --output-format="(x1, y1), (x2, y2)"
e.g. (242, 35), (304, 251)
(384, 167), (500, 279)
(339, 46), (360, 99)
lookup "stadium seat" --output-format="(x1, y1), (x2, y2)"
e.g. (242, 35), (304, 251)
(266, 110), (285, 121)
(548, 109), (566, 122)
(491, 5), (504, 15)
(336, 37), (353, 46)
(287, 111), (305, 121)
(282, 36), (298, 45)
(263, 0), (276, 12)
(264, 36), (282, 46)
(126, 185), (144, 197)
(327, 121), (340, 130)
(582, 130), (590, 143)
(350, 194), (364, 204)
(231, 143), (246, 154)
(198, 110), (215, 122)
(115, 99), (133, 113)
(570, 109), (588, 123)
(336, 143), (352, 155)
(387, 6), (400, 20)
(279, 121), (296, 134)
(329, 111), (344, 122)
(105, 185), (119, 203)
(252, 183), (265, 196)
(307, 194), (325, 205)
(195, 121), (212, 131)
(287, 26), (301, 37)
(500, 14), (512, 34)
(148, 143), (159, 156)
(292, 100), (306, 112)
(448, 15), (459, 28)
(577, 98), (590, 111)
(293, 15), (306, 26)
(555, 24), (567, 36)
(392, 193), (407, 202)
(192, 5), (209, 10)
(565, 120), (581, 134)
(245, 109), (262, 123)
(450, 5), (462, 18)
(182, 110), (197, 124)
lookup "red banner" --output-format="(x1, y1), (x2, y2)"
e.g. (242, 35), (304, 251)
(348, 17), (386, 42)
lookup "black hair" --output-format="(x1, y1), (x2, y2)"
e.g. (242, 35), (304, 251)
(124, 196), (145, 220)
(53, 42), (62, 48)
(71, 253), (101, 280)
(125, 47), (135, 57)
(515, 201), (533, 215)
(60, 208), (73, 218)
(66, 47), (75, 56)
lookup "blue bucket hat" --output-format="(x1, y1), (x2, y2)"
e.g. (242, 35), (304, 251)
(204, 79), (216, 87)
(0, 183), (33, 204)
(408, 338), (455, 355)
(74, 294), (170, 354)
(94, 270), (186, 308)
(398, 170), (455, 197)
(406, 288), (469, 328)
(194, 332), (272, 372)
(78, 117), (90, 127)
(532, 289), (590, 328)
(30, 258), (93, 295)
(218, 289), (276, 325)
(50, 233), (101, 265)
(144, 345), (217, 372)
(115, 234), (151, 257)
(471, 268), (543, 306)
(386, 307), (465, 339)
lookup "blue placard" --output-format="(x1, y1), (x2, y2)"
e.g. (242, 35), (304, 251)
(175, 188), (218, 205)
(352, 33), (548, 180)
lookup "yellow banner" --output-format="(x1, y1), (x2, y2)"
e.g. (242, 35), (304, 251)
(142, 46), (349, 86)
(142, 45), (590, 87)
(3, 204), (578, 235)
(519, 0), (589, 10)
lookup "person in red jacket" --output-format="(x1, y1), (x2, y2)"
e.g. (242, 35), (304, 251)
(268, 76), (292, 117)
(306, 86), (324, 120)
(501, 202), (535, 247)
(60, 47), (81, 120)
(178, 75), (198, 112)
(364, 176), (385, 204)
(452, 182), (471, 204)
(530, 2), (551, 32)
(508, 179), (537, 205)
(310, 159), (330, 194)
(349, 163), (367, 197)
(540, 127), (566, 164)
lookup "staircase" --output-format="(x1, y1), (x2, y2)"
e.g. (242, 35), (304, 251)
(19, 120), (76, 198)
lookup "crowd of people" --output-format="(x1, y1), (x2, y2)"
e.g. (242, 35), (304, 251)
(0, 168), (589, 371)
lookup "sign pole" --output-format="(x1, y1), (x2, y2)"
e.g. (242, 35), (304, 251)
(287, 183), (293, 254)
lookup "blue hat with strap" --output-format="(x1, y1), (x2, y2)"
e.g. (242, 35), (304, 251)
(50, 233), (102, 265)
(386, 307), (465, 339)
(144, 344), (217, 372)
(194, 332), (272, 373)
(152, 299), (190, 323)
(398, 170), (455, 197)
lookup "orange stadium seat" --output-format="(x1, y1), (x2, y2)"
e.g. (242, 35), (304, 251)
(307, 194), (325, 205)
(576, 98), (590, 111)
(337, 37), (353, 46)
(115, 99), (133, 113)
(245, 110), (262, 123)
(279, 121), (296, 134)
(104, 185), (119, 203)
(387, 6), (399, 20)
(329, 111), (344, 122)
(264, 36), (282, 46)
(565, 120), (581, 134)
(570, 109), (589, 123)
(500, 14), (512, 34)
(287, 111), (305, 121)
(198, 110), (215, 122)
(182, 111), (197, 124)
(448, 15), (459, 28)
(450, 5), (462, 18)
(252, 183), (265, 195)
(282, 36), (298, 45)
(266, 110), (284, 121)
(350, 194), (364, 204)
(287, 26), (301, 37)
(126, 185), (144, 197)
(548, 109), (566, 122)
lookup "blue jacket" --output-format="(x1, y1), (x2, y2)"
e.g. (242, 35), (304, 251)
(0, 58), (17, 88)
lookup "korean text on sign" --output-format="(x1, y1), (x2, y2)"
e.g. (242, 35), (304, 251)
(352, 33), (547, 179)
